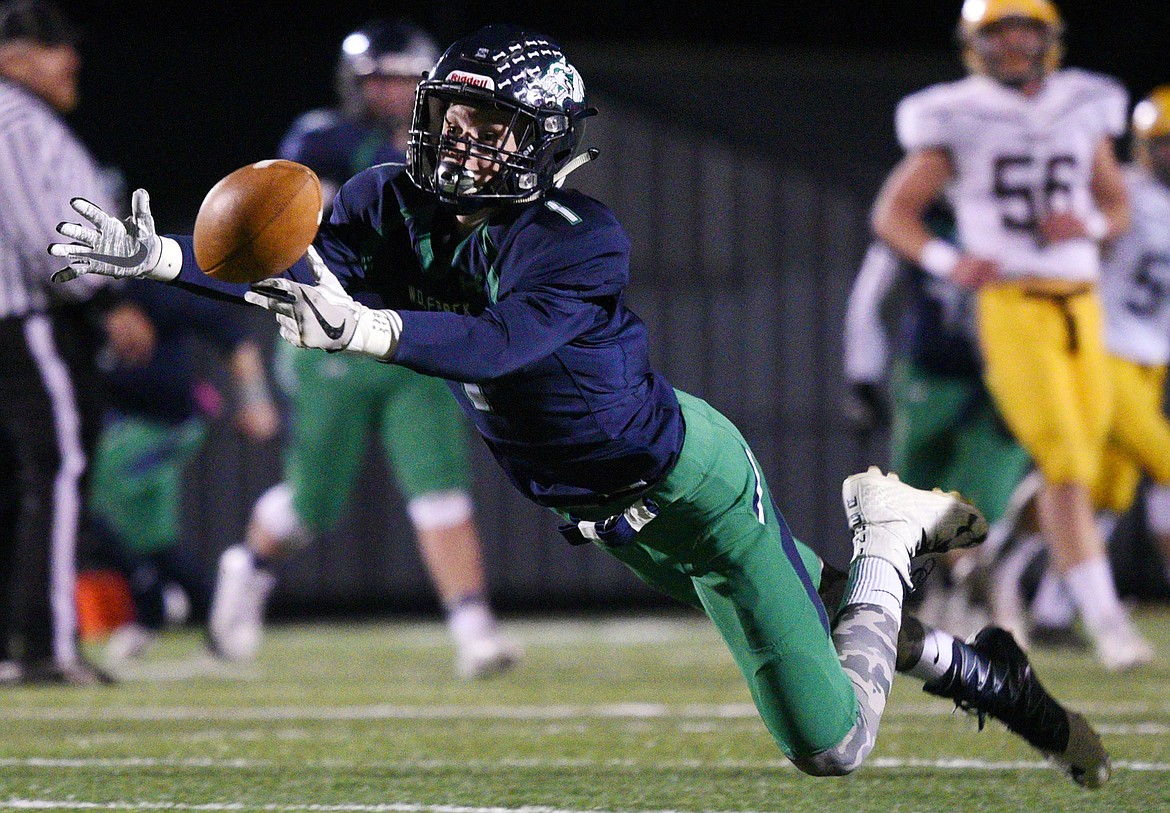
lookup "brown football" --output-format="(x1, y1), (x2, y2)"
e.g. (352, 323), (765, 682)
(193, 159), (322, 284)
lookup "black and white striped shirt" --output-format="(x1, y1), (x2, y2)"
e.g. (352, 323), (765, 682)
(0, 78), (116, 318)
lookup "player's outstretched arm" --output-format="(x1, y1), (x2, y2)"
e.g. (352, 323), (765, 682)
(48, 189), (182, 283)
(1088, 136), (1130, 242)
(873, 149), (997, 289)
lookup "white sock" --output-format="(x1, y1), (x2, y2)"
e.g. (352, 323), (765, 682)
(907, 628), (955, 682)
(1031, 569), (1076, 627)
(1064, 556), (1127, 635)
(842, 556), (904, 617)
(447, 598), (497, 648)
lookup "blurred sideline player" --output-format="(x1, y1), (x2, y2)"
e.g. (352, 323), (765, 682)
(993, 86), (1170, 644)
(844, 202), (1032, 639)
(209, 19), (520, 679)
(871, 0), (1153, 671)
(92, 280), (278, 663)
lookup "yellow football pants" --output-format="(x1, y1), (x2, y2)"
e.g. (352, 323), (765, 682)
(1092, 355), (1170, 513)
(977, 282), (1111, 487)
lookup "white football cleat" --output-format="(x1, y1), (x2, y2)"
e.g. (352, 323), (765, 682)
(1092, 618), (1155, 673)
(456, 633), (522, 680)
(105, 623), (160, 662)
(209, 545), (276, 662)
(842, 466), (988, 585)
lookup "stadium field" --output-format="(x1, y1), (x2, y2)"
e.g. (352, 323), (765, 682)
(2, 606), (1168, 812)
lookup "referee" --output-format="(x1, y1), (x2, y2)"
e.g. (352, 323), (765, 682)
(0, 0), (117, 684)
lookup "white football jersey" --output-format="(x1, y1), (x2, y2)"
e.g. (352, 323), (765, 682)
(1099, 166), (1170, 365)
(896, 69), (1128, 282)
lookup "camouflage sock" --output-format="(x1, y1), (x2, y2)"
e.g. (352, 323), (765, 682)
(793, 557), (902, 775)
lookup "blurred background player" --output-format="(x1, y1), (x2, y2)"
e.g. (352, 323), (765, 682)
(870, 0), (1153, 671)
(91, 279), (279, 663)
(209, 18), (520, 679)
(844, 201), (1033, 639)
(0, 0), (119, 685)
(991, 86), (1170, 647)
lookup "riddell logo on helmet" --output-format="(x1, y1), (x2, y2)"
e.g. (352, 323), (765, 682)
(447, 71), (495, 90)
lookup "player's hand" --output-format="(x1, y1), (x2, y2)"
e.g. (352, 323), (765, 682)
(951, 255), (999, 289)
(244, 247), (401, 359)
(49, 189), (162, 282)
(246, 275), (360, 352)
(1037, 212), (1090, 245)
(844, 381), (891, 433)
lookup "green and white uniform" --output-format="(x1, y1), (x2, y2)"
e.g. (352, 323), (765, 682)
(275, 343), (471, 533)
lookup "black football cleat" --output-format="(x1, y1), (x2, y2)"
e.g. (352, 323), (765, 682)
(923, 626), (1110, 789)
(20, 656), (116, 687)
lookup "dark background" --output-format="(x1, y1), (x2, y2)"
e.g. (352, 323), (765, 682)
(54, 1), (1170, 230)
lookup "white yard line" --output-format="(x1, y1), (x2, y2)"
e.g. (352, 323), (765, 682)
(0, 755), (1167, 772)
(0, 701), (1166, 721)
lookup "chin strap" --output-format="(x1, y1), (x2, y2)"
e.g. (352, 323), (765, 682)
(505, 148), (605, 206)
(553, 148), (600, 187)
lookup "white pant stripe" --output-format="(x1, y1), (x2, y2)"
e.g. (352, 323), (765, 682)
(25, 315), (85, 665)
(743, 447), (766, 525)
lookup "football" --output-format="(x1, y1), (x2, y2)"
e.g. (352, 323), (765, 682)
(193, 159), (322, 284)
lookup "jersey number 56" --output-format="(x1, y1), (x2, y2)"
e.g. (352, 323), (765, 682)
(993, 154), (1077, 233)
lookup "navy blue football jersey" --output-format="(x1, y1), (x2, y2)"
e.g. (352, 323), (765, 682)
(168, 163), (684, 508)
(896, 268), (982, 378)
(897, 206), (982, 378)
(278, 109), (405, 197)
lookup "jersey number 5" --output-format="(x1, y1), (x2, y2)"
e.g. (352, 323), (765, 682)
(993, 154), (1077, 233)
(1125, 252), (1170, 317)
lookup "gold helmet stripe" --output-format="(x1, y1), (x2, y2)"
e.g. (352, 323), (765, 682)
(1133, 87), (1170, 141)
(1133, 86), (1170, 174)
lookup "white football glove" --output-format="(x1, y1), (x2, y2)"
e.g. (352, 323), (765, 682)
(49, 189), (180, 283)
(245, 246), (402, 360)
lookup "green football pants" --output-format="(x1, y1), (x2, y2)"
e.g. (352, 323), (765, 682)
(557, 391), (859, 759)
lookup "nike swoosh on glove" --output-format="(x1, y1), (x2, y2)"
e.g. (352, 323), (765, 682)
(245, 246), (402, 359)
(48, 189), (164, 281)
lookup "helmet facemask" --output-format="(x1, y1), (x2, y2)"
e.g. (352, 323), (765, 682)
(970, 17), (1057, 89)
(1148, 137), (1170, 188)
(958, 0), (1065, 89)
(408, 83), (574, 211)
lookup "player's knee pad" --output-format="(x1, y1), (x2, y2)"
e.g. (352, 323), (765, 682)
(1146, 484), (1170, 537)
(407, 489), (473, 531)
(251, 483), (312, 551)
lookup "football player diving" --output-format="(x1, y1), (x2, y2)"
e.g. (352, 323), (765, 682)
(49, 23), (1109, 786)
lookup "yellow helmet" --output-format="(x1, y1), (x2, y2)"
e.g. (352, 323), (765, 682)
(1132, 86), (1170, 174)
(958, 0), (1064, 78)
